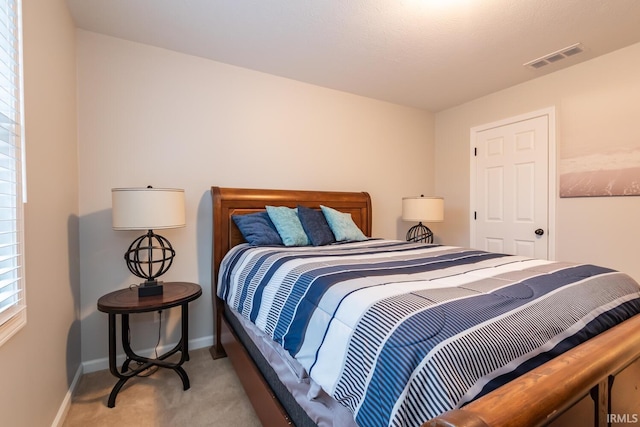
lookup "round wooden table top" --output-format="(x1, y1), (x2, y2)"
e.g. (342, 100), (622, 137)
(97, 281), (202, 314)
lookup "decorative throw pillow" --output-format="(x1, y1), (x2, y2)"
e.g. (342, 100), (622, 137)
(266, 206), (310, 246)
(297, 205), (335, 246)
(320, 205), (367, 242)
(232, 212), (283, 246)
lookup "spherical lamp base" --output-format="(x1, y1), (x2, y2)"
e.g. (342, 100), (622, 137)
(406, 222), (434, 244)
(124, 230), (176, 296)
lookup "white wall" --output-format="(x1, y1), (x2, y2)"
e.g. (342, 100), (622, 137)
(77, 31), (435, 365)
(435, 42), (640, 281)
(0, 0), (81, 426)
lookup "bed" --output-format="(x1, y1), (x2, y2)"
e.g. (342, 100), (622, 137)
(209, 186), (640, 427)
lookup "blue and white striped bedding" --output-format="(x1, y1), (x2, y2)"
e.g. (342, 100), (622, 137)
(218, 239), (640, 427)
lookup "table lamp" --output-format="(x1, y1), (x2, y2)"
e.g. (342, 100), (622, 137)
(402, 195), (444, 243)
(112, 187), (186, 297)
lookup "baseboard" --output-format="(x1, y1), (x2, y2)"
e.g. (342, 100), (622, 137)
(55, 335), (215, 425)
(82, 334), (214, 373)
(51, 364), (83, 427)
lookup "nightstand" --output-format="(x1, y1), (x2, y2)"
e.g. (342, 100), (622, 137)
(97, 281), (202, 408)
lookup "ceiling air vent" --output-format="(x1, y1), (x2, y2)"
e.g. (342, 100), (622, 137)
(524, 43), (584, 70)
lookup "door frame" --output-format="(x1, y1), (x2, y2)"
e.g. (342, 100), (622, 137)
(469, 107), (557, 260)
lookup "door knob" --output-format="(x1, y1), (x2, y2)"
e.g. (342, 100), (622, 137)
(535, 228), (544, 236)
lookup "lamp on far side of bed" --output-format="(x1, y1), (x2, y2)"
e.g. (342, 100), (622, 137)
(402, 195), (444, 243)
(112, 186), (186, 297)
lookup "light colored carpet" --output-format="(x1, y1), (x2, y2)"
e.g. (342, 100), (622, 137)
(63, 347), (262, 427)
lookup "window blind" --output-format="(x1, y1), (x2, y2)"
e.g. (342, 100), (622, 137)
(0, 0), (25, 347)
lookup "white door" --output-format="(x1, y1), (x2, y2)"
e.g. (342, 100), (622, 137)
(471, 110), (554, 259)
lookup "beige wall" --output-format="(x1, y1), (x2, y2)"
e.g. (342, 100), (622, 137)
(76, 31), (435, 366)
(435, 42), (640, 423)
(0, 0), (80, 426)
(435, 42), (640, 281)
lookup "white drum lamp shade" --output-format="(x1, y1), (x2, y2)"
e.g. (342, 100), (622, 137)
(111, 187), (186, 297)
(402, 196), (444, 243)
(402, 196), (444, 223)
(112, 188), (186, 230)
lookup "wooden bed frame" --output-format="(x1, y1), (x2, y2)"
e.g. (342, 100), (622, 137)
(209, 186), (640, 427)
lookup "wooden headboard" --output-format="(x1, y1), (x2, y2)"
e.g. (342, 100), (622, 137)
(211, 186), (372, 285)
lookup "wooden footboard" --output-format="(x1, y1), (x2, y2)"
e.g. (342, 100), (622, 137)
(210, 186), (640, 427)
(425, 313), (640, 427)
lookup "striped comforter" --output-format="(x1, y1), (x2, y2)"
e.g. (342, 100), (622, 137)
(218, 240), (640, 427)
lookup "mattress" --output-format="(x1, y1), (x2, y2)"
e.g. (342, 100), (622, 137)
(218, 239), (640, 427)
(226, 305), (357, 427)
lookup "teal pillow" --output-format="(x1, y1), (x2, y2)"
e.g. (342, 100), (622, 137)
(266, 206), (310, 246)
(320, 205), (367, 242)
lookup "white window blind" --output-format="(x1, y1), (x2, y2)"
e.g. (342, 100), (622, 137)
(0, 0), (25, 347)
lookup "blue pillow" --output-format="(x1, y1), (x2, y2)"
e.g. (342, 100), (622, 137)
(320, 205), (367, 242)
(297, 205), (335, 246)
(266, 206), (310, 246)
(232, 212), (283, 246)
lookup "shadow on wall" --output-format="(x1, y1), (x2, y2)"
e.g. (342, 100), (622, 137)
(195, 188), (213, 296)
(66, 213), (82, 387)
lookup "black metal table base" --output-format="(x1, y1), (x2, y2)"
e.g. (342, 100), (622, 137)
(107, 304), (191, 408)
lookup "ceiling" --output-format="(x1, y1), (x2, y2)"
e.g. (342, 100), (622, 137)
(66, 0), (640, 112)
